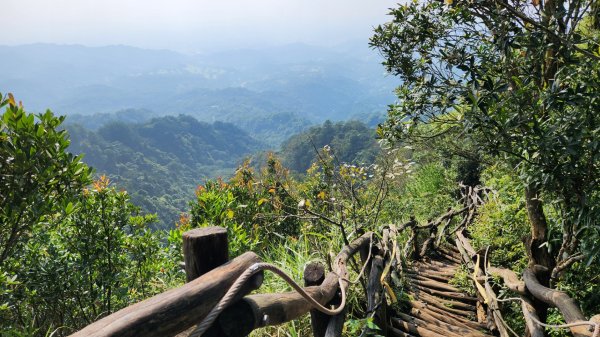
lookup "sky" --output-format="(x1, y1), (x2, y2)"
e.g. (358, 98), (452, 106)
(0, 0), (397, 52)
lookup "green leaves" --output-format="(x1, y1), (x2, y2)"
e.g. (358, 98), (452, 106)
(372, 0), (600, 264)
(1, 95), (91, 267)
(0, 95), (182, 333)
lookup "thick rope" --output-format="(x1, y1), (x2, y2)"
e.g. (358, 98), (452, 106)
(192, 235), (374, 336)
(496, 297), (600, 337)
(190, 264), (343, 337)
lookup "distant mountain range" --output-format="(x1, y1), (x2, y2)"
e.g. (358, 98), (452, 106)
(0, 43), (395, 145)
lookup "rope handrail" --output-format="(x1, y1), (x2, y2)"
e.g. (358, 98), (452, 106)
(192, 263), (344, 337)
(192, 233), (374, 336)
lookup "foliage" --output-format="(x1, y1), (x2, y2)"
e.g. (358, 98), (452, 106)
(0, 93), (91, 267)
(469, 166), (530, 270)
(0, 97), (182, 335)
(344, 317), (384, 337)
(1, 175), (182, 336)
(449, 264), (476, 297)
(395, 162), (457, 223)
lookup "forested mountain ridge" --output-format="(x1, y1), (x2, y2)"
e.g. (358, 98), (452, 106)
(65, 107), (314, 147)
(65, 117), (379, 228)
(280, 120), (379, 173)
(67, 114), (265, 229)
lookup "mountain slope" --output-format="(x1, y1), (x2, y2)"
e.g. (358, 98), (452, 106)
(67, 115), (265, 229)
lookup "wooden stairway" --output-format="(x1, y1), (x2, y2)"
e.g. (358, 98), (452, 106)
(389, 244), (495, 337)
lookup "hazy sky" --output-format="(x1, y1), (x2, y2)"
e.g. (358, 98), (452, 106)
(1, 0), (396, 52)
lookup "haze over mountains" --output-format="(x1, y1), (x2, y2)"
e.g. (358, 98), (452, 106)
(0, 42), (391, 227)
(0, 42), (395, 145)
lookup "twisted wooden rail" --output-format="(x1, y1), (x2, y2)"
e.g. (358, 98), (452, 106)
(69, 186), (600, 337)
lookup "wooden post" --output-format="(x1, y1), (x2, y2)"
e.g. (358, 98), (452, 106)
(304, 263), (346, 337)
(367, 255), (387, 336)
(304, 262), (328, 337)
(180, 227), (229, 337)
(183, 227), (228, 282)
(324, 305), (346, 337)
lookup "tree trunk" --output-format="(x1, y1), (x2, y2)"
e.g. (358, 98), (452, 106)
(524, 185), (555, 335)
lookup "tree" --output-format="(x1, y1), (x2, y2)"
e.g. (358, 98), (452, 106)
(371, 0), (600, 327)
(0, 93), (91, 266)
(0, 97), (179, 334)
(2, 175), (177, 335)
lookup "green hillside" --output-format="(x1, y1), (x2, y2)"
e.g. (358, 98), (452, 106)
(67, 114), (265, 229)
(280, 120), (379, 173)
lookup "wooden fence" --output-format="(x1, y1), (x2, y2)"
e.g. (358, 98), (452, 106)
(69, 186), (600, 337)
(69, 226), (375, 337)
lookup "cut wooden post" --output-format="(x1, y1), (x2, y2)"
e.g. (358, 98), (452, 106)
(304, 262), (328, 337)
(183, 227), (228, 282)
(180, 226), (229, 337)
(367, 255), (387, 336)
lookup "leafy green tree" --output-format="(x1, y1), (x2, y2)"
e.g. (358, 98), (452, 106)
(1, 96), (181, 335)
(370, 0), (600, 272)
(0, 93), (91, 266)
(2, 175), (180, 336)
(371, 0), (600, 326)
(187, 155), (300, 255)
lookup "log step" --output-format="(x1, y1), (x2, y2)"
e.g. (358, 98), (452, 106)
(391, 244), (494, 337)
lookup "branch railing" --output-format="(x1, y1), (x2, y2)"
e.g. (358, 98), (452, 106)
(68, 227), (378, 337)
(69, 184), (600, 337)
(400, 184), (600, 337)
(447, 185), (600, 337)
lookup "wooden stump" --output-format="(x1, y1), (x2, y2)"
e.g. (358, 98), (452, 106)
(304, 262), (328, 337)
(183, 227), (228, 282)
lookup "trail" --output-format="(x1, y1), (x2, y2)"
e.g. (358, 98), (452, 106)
(389, 243), (495, 337)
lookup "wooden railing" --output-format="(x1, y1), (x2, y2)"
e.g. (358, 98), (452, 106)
(68, 187), (483, 337)
(69, 186), (600, 337)
(69, 227), (376, 337)
(455, 228), (600, 337)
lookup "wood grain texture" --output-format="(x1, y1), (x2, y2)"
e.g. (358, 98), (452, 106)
(183, 227), (228, 282)
(70, 252), (262, 337)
